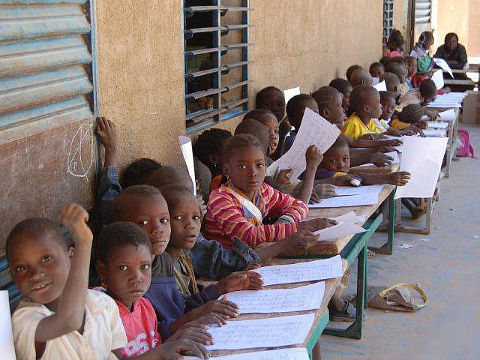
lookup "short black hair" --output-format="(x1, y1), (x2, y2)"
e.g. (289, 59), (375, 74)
(121, 158), (161, 189)
(286, 94), (316, 128)
(96, 222), (151, 264)
(387, 29), (404, 50)
(385, 62), (407, 82)
(160, 185), (197, 211)
(445, 32), (458, 43)
(381, 72), (401, 92)
(329, 78), (353, 95)
(346, 65), (363, 82)
(348, 86), (379, 114)
(350, 68), (373, 88)
(222, 134), (265, 163)
(112, 185), (165, 221)
(193, 128), (232, 172)
(149, 166), (194, 192)
(235, 118), (270, 155)
(379, 91), (397, 103)
(369, 62), (384, 73)
(398, 104), (425, 123)
(312, 86), (341, 114)
(6, 218), (69, 260)
(419, 79), (437, 99)
(325, 135), (349, 155)
(255, 86), (284, 108)
(243, 109), (274, 122)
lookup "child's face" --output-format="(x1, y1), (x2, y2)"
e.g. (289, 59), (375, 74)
(322, 145), (350, 173)
(370, 66), (384, 78)
(342, 86), (352, 113)
(99, 244), (152, 310)
(406, 60), (417, 77)
(9, 233), (71, 307)
(259, 90), (285, 121)
(380, 97), (396, 120)
(121, 196), (171, 255)
(422, 92), (437, 104)
(365, 93), (382, 119)
(168, 197), (202, 251)
(325, 93), (346, 128)
(258, 113), (280, 155)
(225, 146), (266, 197)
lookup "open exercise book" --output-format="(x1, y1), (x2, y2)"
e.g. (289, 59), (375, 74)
(185, 348), (310, 360)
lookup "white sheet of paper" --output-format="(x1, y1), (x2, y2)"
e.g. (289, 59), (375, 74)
(431, 70), (444, 90)
(309, 192), (380, 208)
(274, 108), (340, 180)
(330, 211), (366, 224)
(433, 58), (454, 78)
(373, 80), (387, 91)
(395, 136), (448, 199)
(427, 92), (467, 108)
(427, 121), (449, 129)
(206, 314), (315, 351)
(178, 136), (196, 196)
(223, 282), (325, 314)
(423, 128), (447, 137)
(314, 221), (367, 241)
(437, 109), (457, 121)
(185, 348), (310, 360)
(333, 184), (384, 197)
(0, 291), (16, 360)
(284, 87), (301, 104)
(254, 256), (343, 286)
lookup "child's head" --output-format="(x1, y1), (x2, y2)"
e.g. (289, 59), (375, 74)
(419, 79), (437, 104)
(369, 62), (385, 78)
(385, 62), (408, 84)
(346, 65), (363, 83)
(350, 68), (374, 88)
(418, 31), (434, 50)
(112, 185), (171, 255)
(398, 104), (425, 123)
(243, 109), (279, 155)
(349, 86), (382, 120)
(381, 72), (401, 93)
(405, 56), (417, 77)
(222, 134), (266, 197)
(321, 136), (350, 173)
(387, 29), (404, 51)
(193, 128), (232, 175)
(311, 86), (345, 128)
(96, 222), (152, 309)
(121, 158), (161, 189)
(329, 78), (353, 113)
(7, 218), (72, 306)
(149, 166), (194, 193)
(255, 86), (286, 121)
(285, 94), (319, 129)
(161, 185), (201, 251)
(235, 118), (271, 156)
(379, 91), (398, 120)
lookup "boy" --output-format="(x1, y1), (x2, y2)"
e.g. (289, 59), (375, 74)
(369, 62), (385, 78)
(385, 62), (409, 96)
(329, 78), (353, 114)
(350, 68), (374, 88)
(405, 56), (418, 88)
(381, 72), (401, 94)
(346, 65), (363, 82)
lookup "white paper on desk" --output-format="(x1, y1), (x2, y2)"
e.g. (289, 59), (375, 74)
(185, 348), (310, 360)
(333, 184), (384, 197)
(254, 256), (343, 286)
(427, 121), (449, 129)
(433, 58), (454, 78)
(274, 108), (340, 180)
(314, 221), (367, 241)
(395, 136), (448, 199)
(431, 70), (444, 90)
(309, 192), (379, 208)
(0, 291), (16, 360)
(223, 282), (325, 314)
(331, 211), (366, 224)
(178, 136), (196, 196)
(373, 80), (387, 91)
(284, 87), (301, 104)
(423, 128), (447, 137)
(206, 314), (315, 351)
(437, 109), (457, 121)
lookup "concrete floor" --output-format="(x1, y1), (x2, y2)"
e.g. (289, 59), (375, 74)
(321, 124), (480, 360)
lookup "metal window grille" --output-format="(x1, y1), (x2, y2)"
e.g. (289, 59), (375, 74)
(415, 0), (431, 24)
(383, 0), (395, 40)
(184, 0), (251, 133)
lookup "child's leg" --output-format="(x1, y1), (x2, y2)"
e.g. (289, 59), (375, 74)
(312, 341), (322, 360)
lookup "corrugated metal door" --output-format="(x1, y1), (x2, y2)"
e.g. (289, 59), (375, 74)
(413, 0), (432, 43)
(0, 0), (96, 130)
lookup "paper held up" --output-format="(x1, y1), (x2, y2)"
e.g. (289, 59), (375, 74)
(433, 57), (454, 78)
(284, 87), (301, 104)
(314, 221), (367, 241)
(178, 136), (196, 196)
(373, 80), (387, 91)
(274, 108), (340, 181)
(254, 256), (343, 286)
(431, 69), (445, 90)
(206, 314), (315, 351)
(222, 282), (325, 314)
(394, 136), (448, 199)
(0, 291), (16, 360)
(185, 348), (310, 360)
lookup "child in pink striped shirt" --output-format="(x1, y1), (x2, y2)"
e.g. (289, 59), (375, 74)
(203, 134), (335, 249)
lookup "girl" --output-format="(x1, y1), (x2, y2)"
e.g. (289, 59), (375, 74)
(386, 29), (404, 58)
(329, 78), (353, 115)
(203, 134), (334, 249)
(410, 31), (435, 85)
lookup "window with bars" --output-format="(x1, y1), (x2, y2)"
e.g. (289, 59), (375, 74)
(383, 0), (394, 41)
(415, 0), (431, 25)
(183, 0), (250, 133)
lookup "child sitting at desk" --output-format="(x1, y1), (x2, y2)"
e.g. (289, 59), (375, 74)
(329, 78), (353, 115)
(381, 72), (401, 94)
(346, 65), (363, 83)
(350, 68), (374, 88)
(378, 91), (420, 135)
(385, 62), (409, 97)
(390, 103), (428, 130)
(370, 62), (385, 79)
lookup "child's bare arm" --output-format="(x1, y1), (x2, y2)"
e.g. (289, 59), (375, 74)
(96, 117), (118, 168)
(296, 145), (323, 203)
(356, 171), (411, 186)
(35, 205), (93, 343)
(255, 230), (319, 261)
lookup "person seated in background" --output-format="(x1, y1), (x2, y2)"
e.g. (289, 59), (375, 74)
(385, 62), (409, 96)
(405, 56), (418, 88)
(434, 32), (468, 70)
(350, 68), (374, 88)
(390, 103), (428, 131)
(381, 72), (401, 94)
(410, 31), (435, 85)
(369, 62), (385, 79)
(329, 78), (353, 115)
(386, 29), (405, 58)
(346, 65), (363, 83)
(399, 78), (438, 119)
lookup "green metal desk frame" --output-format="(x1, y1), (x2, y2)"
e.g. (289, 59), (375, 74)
(306, 310), (329, 359)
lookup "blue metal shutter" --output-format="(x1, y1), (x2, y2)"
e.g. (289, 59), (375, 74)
(0, 0), (96, 130)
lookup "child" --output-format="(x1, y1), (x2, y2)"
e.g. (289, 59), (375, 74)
(161, 185), (263, 297)
(399, 79), (438, 122)
(193, 128), (232, 193)
(316, 136), (411, 186)
(204, 134), (335, 249)
(390, 104), (427, 130)
(386, 29), (404, 58)
(410, 31), (435, 75)
(243, 109), (279, 157)
(122, 158), (162, 189)
(8, 204), (128, 359)
(405, 56), (418, 88)
(346, 65), (363, 83)
(385, 62), (409, 96)
(350, 68), (374, 88)
(369, 62), (385, 78)
(329, 78), (353, 115)
(381, 72), (401, 93)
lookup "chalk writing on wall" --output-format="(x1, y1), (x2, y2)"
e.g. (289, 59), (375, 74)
(67, 123), (94, 180)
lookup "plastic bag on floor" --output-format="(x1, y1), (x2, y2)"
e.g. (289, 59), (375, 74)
(368, 283), (428, 312)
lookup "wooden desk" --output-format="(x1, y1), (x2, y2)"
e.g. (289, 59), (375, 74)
(208, 260), (344, 359)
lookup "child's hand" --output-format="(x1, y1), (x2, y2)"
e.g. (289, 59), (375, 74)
(276, 169), (292, 186)
(280, 230), (318, 252)
(388, 129), (403, 137)
(197, 299), (239, 319)
(310, 184), (336, 202)
(172, 324), (213, 346)
(376, 145), (397, 153)
(216, 272), (263, 294)
(305, 145), (323, 168)
(61, 204), (93, 244)
(160, 337), (210, 359)
(243, 263), (261, 271)
(369, 152), (393, 167)
(383, 139), (403, 146)
(387, 171), (411, 186)
(96, 117), (118, 167)
(415, 120), (428, 129)
(331, 175), (355, 186)
(298, 218), (337, 232)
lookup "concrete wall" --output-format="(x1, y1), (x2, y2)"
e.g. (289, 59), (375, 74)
(435, 0), (480, 57)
